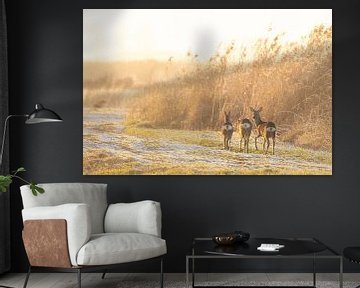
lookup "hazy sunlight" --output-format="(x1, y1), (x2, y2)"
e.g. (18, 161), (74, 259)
(83, 9), (332, 62)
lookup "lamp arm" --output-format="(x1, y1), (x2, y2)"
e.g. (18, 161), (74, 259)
(0, 114), (28, 169)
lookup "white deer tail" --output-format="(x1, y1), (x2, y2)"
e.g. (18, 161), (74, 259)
(223, 124), (233, 132)
(266, 127), (277, 132)
(241, 123), (251, 129)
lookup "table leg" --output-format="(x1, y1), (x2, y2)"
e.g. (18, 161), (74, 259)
(339, 257), (343, 288)
(192, 257), (195, 288)
(192, 247), (195, 288)
(186, 257), (189, 288)
(313, 254), (316, 287)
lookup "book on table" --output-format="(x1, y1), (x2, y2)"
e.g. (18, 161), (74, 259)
(257, 243), (285, 251)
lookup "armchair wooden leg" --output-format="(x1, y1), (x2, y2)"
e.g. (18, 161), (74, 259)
(23, 266), (31, 288)
(101, 270), (107, 279)
(77, 269), (81, 288)
(160, 257), (164, 288)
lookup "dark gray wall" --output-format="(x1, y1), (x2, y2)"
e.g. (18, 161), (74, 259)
(5, 0), (360, 273)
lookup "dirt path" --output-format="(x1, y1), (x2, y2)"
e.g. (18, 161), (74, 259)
(83, 110), (332, 175)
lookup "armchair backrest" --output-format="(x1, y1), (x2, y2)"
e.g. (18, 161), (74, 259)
(20, 183), (108, 234)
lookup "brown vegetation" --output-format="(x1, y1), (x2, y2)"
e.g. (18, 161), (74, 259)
(83, 25), (332, 151)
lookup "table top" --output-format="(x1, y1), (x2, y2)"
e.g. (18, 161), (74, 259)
(190, 237), (340, 258)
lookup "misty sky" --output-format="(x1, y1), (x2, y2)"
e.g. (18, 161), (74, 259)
(83, 9), (332, 62)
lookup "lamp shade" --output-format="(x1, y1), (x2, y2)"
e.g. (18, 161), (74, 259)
(25, 104), (63, 124)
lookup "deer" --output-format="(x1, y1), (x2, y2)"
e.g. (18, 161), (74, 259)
(250, 107), (276, 155)
(238, 118), (252, 153)
(221, 111), (234, 150)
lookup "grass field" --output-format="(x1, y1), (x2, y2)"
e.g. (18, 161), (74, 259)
(83, 109), (332, 175)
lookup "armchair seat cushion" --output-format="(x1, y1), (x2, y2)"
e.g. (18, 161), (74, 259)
(76, 233), (167, 266)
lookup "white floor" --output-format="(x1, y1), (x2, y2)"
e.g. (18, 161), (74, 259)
(0, 273), (359, 288)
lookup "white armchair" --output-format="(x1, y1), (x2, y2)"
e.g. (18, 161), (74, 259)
(20, 183), (166, 288)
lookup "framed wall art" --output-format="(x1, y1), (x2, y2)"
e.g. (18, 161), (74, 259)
(83, 9), (332, 175)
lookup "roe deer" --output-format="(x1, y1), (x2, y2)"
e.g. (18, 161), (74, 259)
(250, 107), (276, 155)
(238, 118), (252, 153)
(222, 111), (234, 150)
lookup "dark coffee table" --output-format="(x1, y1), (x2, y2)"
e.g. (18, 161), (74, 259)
(186, 237), (342, 288)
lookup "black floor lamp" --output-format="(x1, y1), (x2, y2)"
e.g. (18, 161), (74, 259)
(0, 103), (62, 288)
(0, 103), (63, 167)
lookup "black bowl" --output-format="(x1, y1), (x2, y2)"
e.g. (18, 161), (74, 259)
(233, 230), (250, 242)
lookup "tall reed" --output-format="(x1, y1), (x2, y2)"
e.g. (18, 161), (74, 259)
(84, 25), (332, 150)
